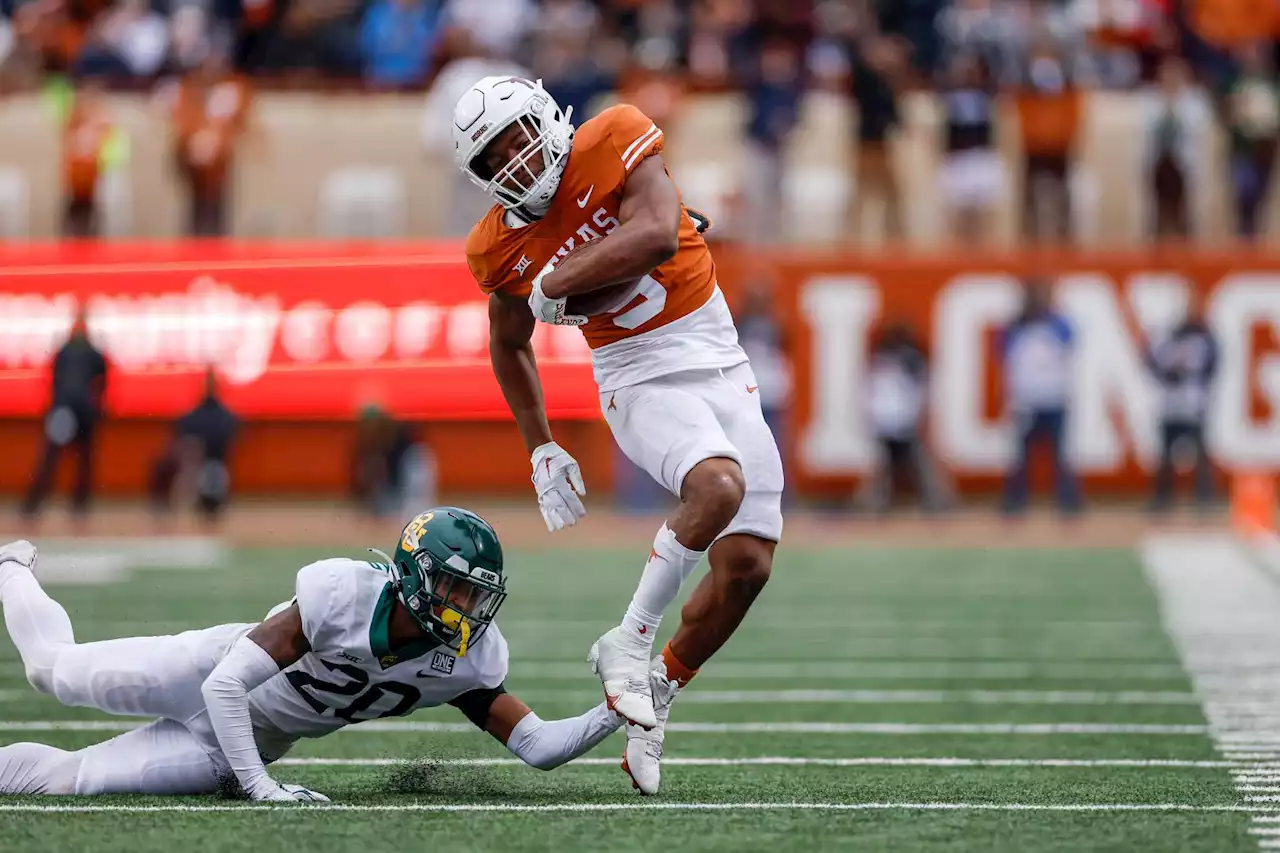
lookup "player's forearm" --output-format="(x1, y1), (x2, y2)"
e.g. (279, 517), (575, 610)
(489, 340), (554, 454)
(504, 701), (622, 770)
(541, 217), (678, 300)
(201, 636), (281, 795)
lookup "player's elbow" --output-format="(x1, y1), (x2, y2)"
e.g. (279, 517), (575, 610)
(200, 666), (242, 705)
(640, 218), (678, 268)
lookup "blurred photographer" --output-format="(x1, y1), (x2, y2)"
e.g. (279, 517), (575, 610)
(21, 307), (108, 519)
(860, 321), (948, 513)
(1146, 299), (1218, 512)
(1000, 279), (1082, 515)
(149, 369), (238, 524)
(351, 405), (436, 522)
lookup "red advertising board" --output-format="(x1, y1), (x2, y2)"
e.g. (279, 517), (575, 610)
(0, 242), (599, 420)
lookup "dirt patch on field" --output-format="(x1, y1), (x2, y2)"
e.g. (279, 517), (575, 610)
(0, 500), (1229, 551)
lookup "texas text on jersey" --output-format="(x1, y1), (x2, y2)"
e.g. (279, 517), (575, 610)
(465, 103), (746, 392)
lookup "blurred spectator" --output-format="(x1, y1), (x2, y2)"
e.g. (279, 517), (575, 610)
(359, 0), (441, 88)
(739, 33), (805, 244)
(877, 0), (946, 78)
(351, 405), (436, 521)
(860, 321), (949, 514)
(847, 22), (908, 244)
(61, 78), (117, 236)
(938, 52), (1001, 245)
(168, 50), (250, 235)
(1222, 40), (1279, 240)
(1000, 279), (1082, 516)
(21, 306), (108, 520)
(532, 0), (615, 121)
(940, 0), (1089, 88)
(149, 369), (238, 524)
(73, 0), (167, 79)
(684, 0), (752, 89)
(10, 0), (107, 75)
(1075, 0), (1152, 87)
(1015, 40), (1082, 244)
(422, 55), (530, 235)
(937, 0), (1014, 82)
(1146, 298), (1218, 512)
(734, 279), (792, 445)
(444, 0), (535, 62)
(165, 4), (216, 74)
(1187, 0), (1277, 88)
(1140, 54), (1210, 240)
(253, 0), (364, 77)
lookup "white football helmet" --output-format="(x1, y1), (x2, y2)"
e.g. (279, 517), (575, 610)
(452, 76), (575, 217)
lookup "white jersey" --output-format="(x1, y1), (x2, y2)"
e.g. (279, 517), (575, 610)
(246, 558), (508, 757)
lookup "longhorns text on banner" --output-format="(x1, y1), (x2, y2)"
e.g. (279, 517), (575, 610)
(795, 261), (1280, 483)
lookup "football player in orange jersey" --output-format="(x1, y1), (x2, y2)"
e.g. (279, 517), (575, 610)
(455, 77), (784, 795)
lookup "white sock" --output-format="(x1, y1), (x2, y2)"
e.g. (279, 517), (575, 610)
(0, 568), (75, 694)
(621, 524), (704, 642)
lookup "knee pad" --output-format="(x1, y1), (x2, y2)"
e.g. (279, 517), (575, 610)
(25, 658), (59, 697)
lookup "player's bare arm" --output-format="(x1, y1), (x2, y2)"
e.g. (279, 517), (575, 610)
(246, 603), (311, 666)
(488, 290), (586, 532)
(202, 604), (329, 803)
(539, 155), (681, 300)
(488, 291), (554, 454)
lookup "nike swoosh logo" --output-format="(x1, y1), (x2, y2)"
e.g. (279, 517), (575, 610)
(417, 670), (447, 678)
(746, 385), (759, 394)
(577, 186), (594, 208)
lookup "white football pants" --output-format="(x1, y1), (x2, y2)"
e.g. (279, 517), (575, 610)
(0, 566), (250, 795)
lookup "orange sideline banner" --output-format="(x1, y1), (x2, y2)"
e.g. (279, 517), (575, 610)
(0, 242), (598, 420)
(769, 251), (1280, 492)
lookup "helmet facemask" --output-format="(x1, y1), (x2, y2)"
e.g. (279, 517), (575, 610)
(463, 87), (574, 217)
(397, 548), (506, 657)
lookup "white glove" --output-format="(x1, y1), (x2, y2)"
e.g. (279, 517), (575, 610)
(0, 540), (37, 571)
(528, 259), (587, 326)
(531, 441), (587, 532)
(248, 777), (330, 803)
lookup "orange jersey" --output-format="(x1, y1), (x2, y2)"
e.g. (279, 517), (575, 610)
(466, 104), (718, 351)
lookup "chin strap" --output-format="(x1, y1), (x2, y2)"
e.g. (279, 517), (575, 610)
(439, 607), (471, 657)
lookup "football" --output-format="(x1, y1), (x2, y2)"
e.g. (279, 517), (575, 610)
(557, 239), (643, 317)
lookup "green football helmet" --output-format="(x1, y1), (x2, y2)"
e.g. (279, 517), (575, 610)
(388, 507), (507, 657)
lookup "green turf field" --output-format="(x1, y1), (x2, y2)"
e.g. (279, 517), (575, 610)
(0, 540), (1271, 852)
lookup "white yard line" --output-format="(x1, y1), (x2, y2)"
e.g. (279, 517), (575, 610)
(273, 756), (1241, 769)
(555, 689), (1201, 706)
(0, 721), (1211, 735)
(1141, 535), (1280, 851)
(0, 684), (1201, 707)
(0, 802), (1268, 815)
(0, 660), (1191, 683)
(507, 661), (1188, 682)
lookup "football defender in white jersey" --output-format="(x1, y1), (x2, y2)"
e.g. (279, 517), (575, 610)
(0, 509), (638, 801)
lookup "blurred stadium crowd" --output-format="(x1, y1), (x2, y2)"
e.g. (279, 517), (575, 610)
(1, 0), (1279, 243)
